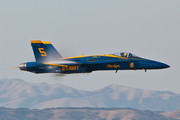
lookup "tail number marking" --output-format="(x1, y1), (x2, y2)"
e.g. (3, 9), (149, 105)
(38, 48), (47, 56)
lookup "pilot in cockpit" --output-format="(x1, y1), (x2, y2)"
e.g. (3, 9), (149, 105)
(120, 53), (124, 57)
(111, 52), (139, 58)
(124, 53), (128, 57)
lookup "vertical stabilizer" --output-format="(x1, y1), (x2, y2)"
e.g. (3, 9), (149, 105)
(31, 40), (62, 62)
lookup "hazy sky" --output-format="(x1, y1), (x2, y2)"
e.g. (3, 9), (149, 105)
(0, 0), (179, 93)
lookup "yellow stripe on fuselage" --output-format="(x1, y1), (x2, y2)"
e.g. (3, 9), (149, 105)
(43, 63), (68, 67)
(42, 41), (51, 44)
(31, 40), (42, 43)
(61, 55), (143, 60)
(60, 55), (121, 59)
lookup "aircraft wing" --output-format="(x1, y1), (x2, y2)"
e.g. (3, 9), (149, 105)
(43, 60), (81, 67)
(43, 59), (136, 67)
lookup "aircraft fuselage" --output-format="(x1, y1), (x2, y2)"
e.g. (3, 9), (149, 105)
(19, 54), (170, 74)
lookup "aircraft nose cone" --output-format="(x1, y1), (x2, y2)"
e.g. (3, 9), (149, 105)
(155, 62), (170, 69)
(160, 63), (170, 68)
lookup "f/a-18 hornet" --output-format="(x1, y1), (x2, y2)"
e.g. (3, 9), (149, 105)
(16, 40), (170, 74)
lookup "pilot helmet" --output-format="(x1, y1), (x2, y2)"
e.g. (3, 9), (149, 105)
(124, 53), (127, 57)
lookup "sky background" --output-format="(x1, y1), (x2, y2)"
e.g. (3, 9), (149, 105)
(0, 0), (179, 93)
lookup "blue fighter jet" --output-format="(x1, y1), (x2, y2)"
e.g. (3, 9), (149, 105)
(17, 40), (170, 74)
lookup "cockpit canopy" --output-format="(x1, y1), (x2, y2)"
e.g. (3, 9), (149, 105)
(111, 52), (140, 58)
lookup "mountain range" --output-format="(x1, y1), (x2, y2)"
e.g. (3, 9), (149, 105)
(0, 79), (180, 111)
(0, 107), (180, 120)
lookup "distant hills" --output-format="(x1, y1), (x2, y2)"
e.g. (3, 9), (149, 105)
(0, 107), (179, 120)
(0, 79), (180, 111)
